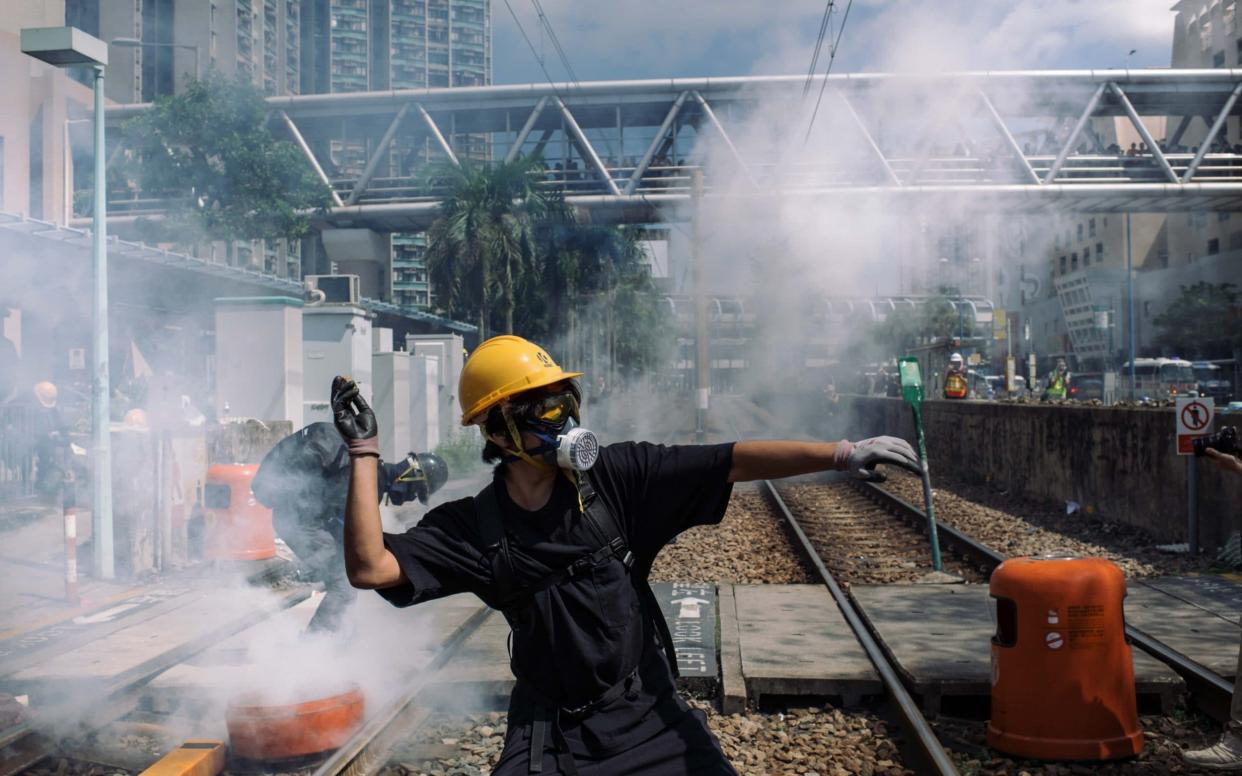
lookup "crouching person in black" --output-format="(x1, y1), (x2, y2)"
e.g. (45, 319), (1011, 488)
(251, 421), (448, 634)
(333, 335), (920, 775)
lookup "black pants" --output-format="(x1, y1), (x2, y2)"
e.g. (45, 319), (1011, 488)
(275, 512), (357, 633)
(491, 705), (736, 776)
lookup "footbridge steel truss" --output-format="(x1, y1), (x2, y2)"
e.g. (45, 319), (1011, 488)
(104, 69), (1242, 229)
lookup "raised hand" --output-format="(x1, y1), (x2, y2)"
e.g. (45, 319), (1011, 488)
(331, 376), (379, 457)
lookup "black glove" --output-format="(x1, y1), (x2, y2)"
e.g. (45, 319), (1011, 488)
(331, 376), (379, 457)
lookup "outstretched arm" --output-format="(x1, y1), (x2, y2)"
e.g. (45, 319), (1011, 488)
(333, 376), (405, 590)
(728, 437), (920, 483)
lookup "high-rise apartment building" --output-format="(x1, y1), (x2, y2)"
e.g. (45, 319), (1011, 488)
(64, 0), (491, 307)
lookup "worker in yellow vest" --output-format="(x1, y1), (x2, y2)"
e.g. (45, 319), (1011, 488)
(943, 353), (969, 399)
(1045, 359), (1070, 400)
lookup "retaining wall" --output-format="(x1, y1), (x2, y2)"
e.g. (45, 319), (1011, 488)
(838, 396), (1242, 551)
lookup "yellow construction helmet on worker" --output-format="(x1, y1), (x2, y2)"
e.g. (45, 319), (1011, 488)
(459, 335), (597, 472)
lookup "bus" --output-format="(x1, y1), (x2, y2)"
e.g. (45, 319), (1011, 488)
(1120, 358), (1198, 400)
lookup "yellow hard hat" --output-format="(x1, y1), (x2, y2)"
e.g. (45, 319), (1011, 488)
(34, 381), (58, 409)
(459, 335), (583, 426)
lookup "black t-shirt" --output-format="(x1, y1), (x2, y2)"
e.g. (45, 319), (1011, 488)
(378, 441), (734, 753)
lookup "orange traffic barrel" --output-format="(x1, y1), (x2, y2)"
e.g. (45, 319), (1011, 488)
(987, 555), (1142, 761)
(226, 685), (365, 761)
(203, 464), (275, 561)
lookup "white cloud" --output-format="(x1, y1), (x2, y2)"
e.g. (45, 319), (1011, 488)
(493, 0), (1178, 81)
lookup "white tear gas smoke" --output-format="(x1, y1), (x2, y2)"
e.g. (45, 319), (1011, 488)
(674, 43), (1142, 425)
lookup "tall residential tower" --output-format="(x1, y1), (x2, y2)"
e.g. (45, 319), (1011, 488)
(63, 0), (492, 307)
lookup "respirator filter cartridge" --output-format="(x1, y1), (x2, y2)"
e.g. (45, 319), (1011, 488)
(556, 427), (599, 471)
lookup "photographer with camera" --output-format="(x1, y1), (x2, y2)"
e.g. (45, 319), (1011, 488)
(1184, 426), (1242, 770)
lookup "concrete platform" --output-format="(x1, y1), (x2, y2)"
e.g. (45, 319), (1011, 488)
(419, 609), (514, 711)
(1, 582), (310, 710)
(1126, 579), (1240, 679)
(851, 584), (1185, 715)
(730, 584), (880, 706)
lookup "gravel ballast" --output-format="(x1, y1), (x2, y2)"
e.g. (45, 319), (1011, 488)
(879, 472), (1208, 578)
(650, 485), (814, 584)
(384, 704), (911, 776)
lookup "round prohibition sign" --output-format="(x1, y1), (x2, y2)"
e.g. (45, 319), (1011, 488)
(1181, 400), (1211, 432)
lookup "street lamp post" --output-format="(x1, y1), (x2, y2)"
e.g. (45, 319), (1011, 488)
(111, 37), (201, 88)
(21, 27), (114, 579)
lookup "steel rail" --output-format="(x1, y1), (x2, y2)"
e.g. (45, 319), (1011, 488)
(758, 480), (961, 776)
(313, 605), (492, 776)
(848, 479), (1236, 722)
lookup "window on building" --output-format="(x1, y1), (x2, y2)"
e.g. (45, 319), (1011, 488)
(1077, 223), (1084, 241)
(1216, 50), (1228, 67)
(1071, 252), (1078, 271)
(1060, 255), (1067, 274)
(1096, 241), (1104, 258)
(1221, 211), (1231, 222)
(1088, 218), (1096, 237)
(1083, 246), (1091, 266)
(1209, 237), (1221, 254)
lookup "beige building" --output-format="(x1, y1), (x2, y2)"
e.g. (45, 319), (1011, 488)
(1170, 0), (1242, 266)
(1, 2), (95, 223)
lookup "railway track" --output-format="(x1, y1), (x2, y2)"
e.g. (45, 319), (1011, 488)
(311, 606), (491, 776)
(759, 479), (961, 775)
(849, 478), (1235, 724)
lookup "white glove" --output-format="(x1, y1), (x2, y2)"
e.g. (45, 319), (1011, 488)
(840, 436), (921, 482)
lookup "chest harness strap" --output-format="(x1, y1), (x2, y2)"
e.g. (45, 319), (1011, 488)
(474, 473), (680, 774)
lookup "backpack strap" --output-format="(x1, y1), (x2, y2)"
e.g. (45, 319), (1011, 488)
(578, 474), (681, 679)
(473, 474), (682, 679)
(475, 483), (520, 607)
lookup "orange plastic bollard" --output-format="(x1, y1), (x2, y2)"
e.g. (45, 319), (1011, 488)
(988, 556), (1142, 761)
(202, 464), (276, 561)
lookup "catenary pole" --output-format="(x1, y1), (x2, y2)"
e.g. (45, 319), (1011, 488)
(692, 169), (708, 442)
(93, 64), (114, 578)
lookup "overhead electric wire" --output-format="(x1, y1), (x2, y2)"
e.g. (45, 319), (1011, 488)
(802, 1), (835, 98)
(804, 0), (855, 145)
(502, 0), (687, 239)
(530, 0), (580, 86)
(502, 0), (565, 98)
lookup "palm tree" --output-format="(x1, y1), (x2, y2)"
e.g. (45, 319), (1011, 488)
(425, 157), (554, 338)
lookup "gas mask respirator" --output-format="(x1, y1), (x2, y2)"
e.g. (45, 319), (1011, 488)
(506, 391), (599, 472)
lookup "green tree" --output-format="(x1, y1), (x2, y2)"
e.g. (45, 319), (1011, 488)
(425, 157), (554, 338)
(123, 70), (332, 246)
(870, 290), (974, 354)
(1153, 282), (1242, 359)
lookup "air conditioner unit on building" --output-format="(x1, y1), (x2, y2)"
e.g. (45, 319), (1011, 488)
(305, 275), (361, 305)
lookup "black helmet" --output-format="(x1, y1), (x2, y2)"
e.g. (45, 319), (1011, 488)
(416, 452), (449, 498)
(379, 452), (450, 506)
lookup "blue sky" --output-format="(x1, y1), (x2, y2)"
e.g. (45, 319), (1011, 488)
(492, 0), (1177, 84)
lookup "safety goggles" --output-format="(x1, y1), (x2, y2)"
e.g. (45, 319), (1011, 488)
(513, 391), (580, 432)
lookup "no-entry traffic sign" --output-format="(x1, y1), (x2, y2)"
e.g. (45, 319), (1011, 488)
(1176, 396), (1214, 455)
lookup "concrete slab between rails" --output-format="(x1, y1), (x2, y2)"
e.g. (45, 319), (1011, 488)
(717, 585), (747, 715)
(851, 584), (1184, 716)
(1125, 579), (1240, 680)
(138, 593), (483, 719)
(734, 585), (880, 707)
(1137, 575), (1242, 623)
